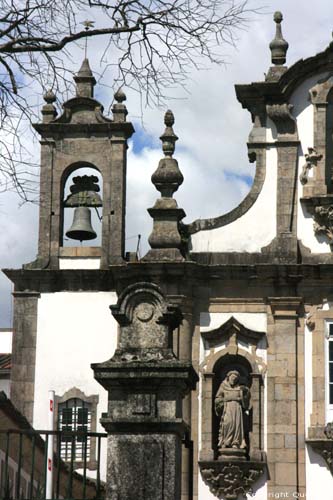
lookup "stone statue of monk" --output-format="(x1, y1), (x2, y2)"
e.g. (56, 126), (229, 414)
(215, 370), (250, 453)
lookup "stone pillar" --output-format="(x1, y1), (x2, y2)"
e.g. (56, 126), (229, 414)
(250, 373), (264, 455)
(10, 291), (40, 423)
(264, 103), (300, 261)
(92, 283), (198, 500)
(267, 297), (304, 498)
(199, 373), (214, 461)
(170, 296), (194, 500)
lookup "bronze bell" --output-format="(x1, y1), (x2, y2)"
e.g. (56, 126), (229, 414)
(66, 206), (97, 241)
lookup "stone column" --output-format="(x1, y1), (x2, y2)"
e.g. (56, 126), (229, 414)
(10, 291), (40, 423)
(267, 297), (304, 498)
(92, 282), (198, 500)
(171, 296), (194, 500)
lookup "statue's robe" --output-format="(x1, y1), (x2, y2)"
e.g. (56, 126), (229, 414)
(215, 381), (250, 449)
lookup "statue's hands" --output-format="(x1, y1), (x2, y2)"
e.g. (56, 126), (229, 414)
(215, 399), (223, 416)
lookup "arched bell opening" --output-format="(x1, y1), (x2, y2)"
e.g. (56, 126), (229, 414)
(60, 163), (103, 249)
(212, 354), (253, 460)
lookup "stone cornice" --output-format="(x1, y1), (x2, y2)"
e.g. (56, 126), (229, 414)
(33, 121), (134, 139)
(6, 263), (333, 296)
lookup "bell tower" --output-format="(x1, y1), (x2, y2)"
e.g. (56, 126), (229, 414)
(30, 58), (134, 269)
(5, 60), (134, 425)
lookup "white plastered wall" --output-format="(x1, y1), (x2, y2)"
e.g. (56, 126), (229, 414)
(198, 312), (267, 500)
(34, 291), (118, 480)
(59, 258), (101, 269)
(0, 329), (12, 353)
(295, 72), (332, 253)
(190, 145), (277, 253)
(304, 307), (333, 499)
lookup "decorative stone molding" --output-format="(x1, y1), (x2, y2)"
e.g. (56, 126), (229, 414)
(314, 205), (333, 241)
(307, 423), (333, 476)
(301, 195), (333, 244)
(201, 316), (266, 350)
(266, 103), (296, 136)
(268, 297), (303, 319)
(199, 460), (267, 500)
(109, 282), (182, 361)
(300, 148), (323, 185)
(309, 74), (333, 105)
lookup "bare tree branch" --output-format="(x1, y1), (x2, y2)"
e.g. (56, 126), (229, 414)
(0, 0), (258, 200)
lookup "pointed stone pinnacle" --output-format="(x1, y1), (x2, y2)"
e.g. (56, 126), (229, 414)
(269, 11), (289, 66)
(74, 58), (96, 98)
(77, 58), (94, 78)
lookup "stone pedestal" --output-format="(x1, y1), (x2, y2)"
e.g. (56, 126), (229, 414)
(92, 282), (198, 500)
(219, 448), (247, 461)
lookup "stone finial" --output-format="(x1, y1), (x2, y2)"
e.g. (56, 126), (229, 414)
(143, 111), (186, 261)
(160, 110), (178, 158)
(73, 58), (96, 98)
(152, 110), (182, 198)
(42, 89), (57, 122)
(114, 88), (126, 103)
(43, 90), (56, 104)
(112, 88), (128, 122)
(269, 11), (289, 66)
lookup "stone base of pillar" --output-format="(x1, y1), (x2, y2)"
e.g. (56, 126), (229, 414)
(106, 433), (182, 500)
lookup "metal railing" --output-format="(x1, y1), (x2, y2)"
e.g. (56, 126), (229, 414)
(0, 429), (107, 500)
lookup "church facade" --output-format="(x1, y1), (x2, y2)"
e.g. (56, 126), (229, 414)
(4, 11), (333, 500)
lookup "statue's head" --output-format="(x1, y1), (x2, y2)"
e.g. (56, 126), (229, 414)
(226, 370), (240, 387)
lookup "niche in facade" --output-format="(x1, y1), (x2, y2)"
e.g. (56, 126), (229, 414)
(199, 316), (268, 500)
(212, 354), (252, 461)
(61, 164), (103, 247)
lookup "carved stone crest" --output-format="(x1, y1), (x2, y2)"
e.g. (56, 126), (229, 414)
(199, 462), (266, 500)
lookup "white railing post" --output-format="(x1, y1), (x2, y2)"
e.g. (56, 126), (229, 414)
(46, 390), (55, 499)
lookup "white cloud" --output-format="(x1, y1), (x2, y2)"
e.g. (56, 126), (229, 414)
(1, 1), (333, 325)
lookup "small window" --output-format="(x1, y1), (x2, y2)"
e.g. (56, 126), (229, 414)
(58, 398), (92, 462)
(326, 324), (333, 421)
(55, 389), (99, 470)
(329, 327), (333, 404)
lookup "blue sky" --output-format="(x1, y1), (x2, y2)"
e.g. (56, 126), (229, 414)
(1, 0), (333, 326)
